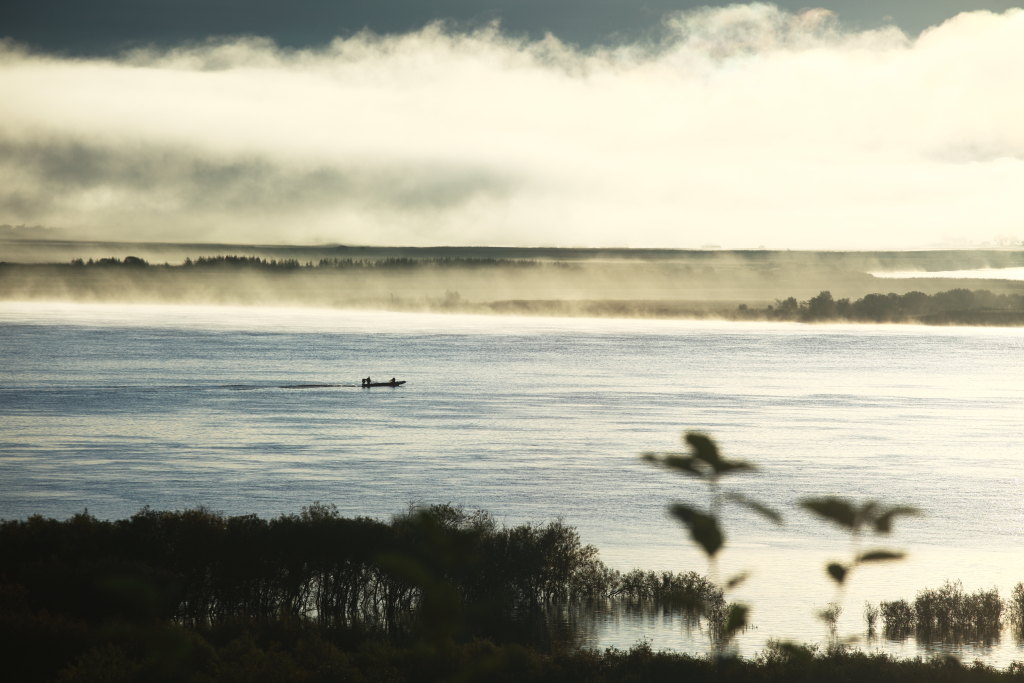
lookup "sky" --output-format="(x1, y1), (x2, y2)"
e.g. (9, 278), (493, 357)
(1, 1), (1023, 249)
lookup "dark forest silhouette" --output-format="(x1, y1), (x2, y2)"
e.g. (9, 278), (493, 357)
(4, 497), (1024, 680)
(750, 289), (1024, 324)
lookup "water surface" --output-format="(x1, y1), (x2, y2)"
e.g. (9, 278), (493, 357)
(2, 302), (1023, 663)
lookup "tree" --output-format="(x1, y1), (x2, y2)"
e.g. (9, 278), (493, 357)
(805, 291), (836, 320)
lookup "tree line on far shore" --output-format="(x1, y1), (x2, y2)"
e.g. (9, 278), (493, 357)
(4, 257), (1024, 325)
(743, 289), (1024, 324)
(63, 255), (555, 270)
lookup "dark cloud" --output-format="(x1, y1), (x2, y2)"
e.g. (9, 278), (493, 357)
(1, 1), (1019, 55)
(0, 137), (517, 214)
(0, 136), (520, 244)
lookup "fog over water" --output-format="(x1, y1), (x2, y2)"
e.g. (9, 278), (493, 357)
(3, 302), (1023, 662)
(872, 267), (1024, 281)
(4, 0), (1024, 669)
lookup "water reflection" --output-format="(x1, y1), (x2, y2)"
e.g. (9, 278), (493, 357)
(545, 599), (712, 654)
(546, 598), (1021, 666)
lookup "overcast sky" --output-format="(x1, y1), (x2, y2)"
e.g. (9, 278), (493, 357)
(2, 1), (1023, 248)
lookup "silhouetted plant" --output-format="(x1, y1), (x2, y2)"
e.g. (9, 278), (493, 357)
(864, 602), (879, 635)
(800, 497), (918, 642)
(880, 599), (915, 639)
(643, 432), (782, 648)
(1009, 583), (1024, 642)
(10, 499), (1024, 678)
(914, 580), (1002, 644)
(611, 569), (724, 611)
(819, 602), (842, 641)
(878, 582), (1005, 645)
(799, 498), (918, 588)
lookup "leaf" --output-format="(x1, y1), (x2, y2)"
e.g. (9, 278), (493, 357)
(857, 501), (880, 524)
(724, 603), (749, 637)
(826, 562), (847, 584)
(661, 455), (704, 476)
(641, 452), (704, 477)
(726, 572), (750, 590)
(715, 460), (757, 474)
(685, 432), (755, 475)
(685, 433), (721, 467)
(856, 550), (905, 563)
(873, 505), (920, 534)
(801, 497), (858, 530)
(668, 503), (724, 557)
(726, 492), (783, 525)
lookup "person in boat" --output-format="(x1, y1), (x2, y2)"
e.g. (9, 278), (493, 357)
(390, 377), (396, 384)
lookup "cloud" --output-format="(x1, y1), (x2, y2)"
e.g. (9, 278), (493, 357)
(1, 4), (1023, 248)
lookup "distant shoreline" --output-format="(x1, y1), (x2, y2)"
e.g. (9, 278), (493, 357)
(2, 243), (1024, 327)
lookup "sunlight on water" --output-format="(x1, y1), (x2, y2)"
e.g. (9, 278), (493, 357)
(5, 300), (1024, 338)
(871, 267), (1024, 281)
(2, 301), (1024, 664)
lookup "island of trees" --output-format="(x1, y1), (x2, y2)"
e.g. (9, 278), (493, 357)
(742, 289), (1024, 325)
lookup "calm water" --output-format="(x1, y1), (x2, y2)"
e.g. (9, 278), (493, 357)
(2, 302), (1023, 663)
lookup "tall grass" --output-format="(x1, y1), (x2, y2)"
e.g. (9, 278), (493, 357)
(1009, 583), (1024, 642)
(879, 599), (915, 639)
(879, 581), (1004, 644)
(914, 581), (1002, 643)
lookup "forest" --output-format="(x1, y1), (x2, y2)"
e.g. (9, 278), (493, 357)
(740, 289), (1024, 324)
(4, 500), (1024, 682)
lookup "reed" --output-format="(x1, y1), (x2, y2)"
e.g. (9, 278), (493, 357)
(1009, 583), (1024, 640)
(611, 569), (724, 610)
(879, 599), (915, 639)
(864, 602), (880, 634)
(914, 580), (1002, 643)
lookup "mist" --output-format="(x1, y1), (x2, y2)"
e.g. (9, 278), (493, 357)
(2, 4), (1024, 248)
(4, 245), (1024, 324)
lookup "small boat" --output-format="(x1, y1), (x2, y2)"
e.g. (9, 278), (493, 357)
(362, 380), (406, 387)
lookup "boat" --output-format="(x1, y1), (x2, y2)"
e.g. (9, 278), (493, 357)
(362, 380), (406, 387)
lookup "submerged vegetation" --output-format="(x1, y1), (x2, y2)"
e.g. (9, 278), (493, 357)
(0, 503), (727, 681)
(5, 501), (1024, 681)
(876, 581), (1008, 645)
(4, 501), (1024, 680)
(0, 503), (625, 633)
(1, 433), (1022, 679)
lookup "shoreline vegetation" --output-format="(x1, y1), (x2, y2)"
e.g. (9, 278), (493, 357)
(2, 243), (1024, 326)
(4, 504), (1024, 681)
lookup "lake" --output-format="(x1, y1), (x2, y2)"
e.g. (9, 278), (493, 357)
(2, 301), (1023, 664)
